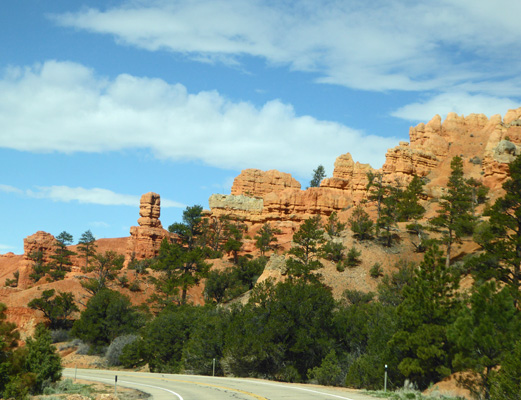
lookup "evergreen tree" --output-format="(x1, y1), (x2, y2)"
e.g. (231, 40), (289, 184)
(430, 156), (476, 267)
(255, 223), (281, 256)
(48, 231), (75, 281)
(151, 205), (211, 306)
(490, 339), (521, 399)
(366, 171), (386, 231)
(390, 245), (461, 390)
(71, 289), (143, 352)
(286, 216), (326, 281)
(448, 282), (520, 400)
(325, 211), (346, 237)
(473, 155), (521, 305)
(377, 184), (402, 247)
(28, 290), (78, 330)
(349, 204), (374, 241)
(80, 251), (125, 296)
(309, 165), (326, 188)
(77, 230), (97, 270)
(24, 324), (62, 393)
(397, 175), (426, 222)
(28, 251), (48, 283)
(222, 217), (247, 264)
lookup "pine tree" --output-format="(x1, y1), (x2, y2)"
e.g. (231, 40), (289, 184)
(151, 205), (211, 306)
(28, 290), (78, 330)
(48, 231), (75, 281)
(254, 223), (281, 256)
(309, 165), (326, 188)
(378, 184), (402, 247)
(77, 230), (97, 271)
(473, 155), (521, 305)
(448, 282), (520, 400)
(390, 245), (461, 389)
(349, 204), (374, 241)
(286, 216), (326, 281)
(80, 251), (125, 296)
(430, 156), (476, 267)
(397, 175), (426, 222)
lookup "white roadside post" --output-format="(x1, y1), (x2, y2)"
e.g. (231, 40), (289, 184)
(384, 364), (388, 392)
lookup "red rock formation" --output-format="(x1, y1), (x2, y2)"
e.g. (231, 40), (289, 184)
(208, 107), (521, 234)
(127, 192), (171, 261)
(231, 169), (301, 197)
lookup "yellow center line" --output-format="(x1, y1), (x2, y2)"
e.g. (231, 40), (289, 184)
(117, 373), (268, 400)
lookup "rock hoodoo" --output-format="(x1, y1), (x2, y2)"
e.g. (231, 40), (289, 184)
(127, 192), (171, 261)
(207, 107), (521, 238)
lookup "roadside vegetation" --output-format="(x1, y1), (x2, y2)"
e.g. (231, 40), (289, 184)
(4, 156), (521, 400)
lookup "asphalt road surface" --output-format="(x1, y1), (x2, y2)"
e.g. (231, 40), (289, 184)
(63, 368), (378, 400)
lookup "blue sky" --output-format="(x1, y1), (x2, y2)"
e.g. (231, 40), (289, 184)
(2, 0), (521, 255)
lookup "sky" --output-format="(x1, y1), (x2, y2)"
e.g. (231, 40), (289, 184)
(2, 0), (521, 255)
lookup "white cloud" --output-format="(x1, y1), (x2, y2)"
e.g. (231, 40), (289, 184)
(51, 0), (521, 95)
(0, 184), (23, 195)
(0, 60), (400, 175)
(391, 92), (520, 122)
(1, 183), (185, 208)
(0, 244), (14, 251)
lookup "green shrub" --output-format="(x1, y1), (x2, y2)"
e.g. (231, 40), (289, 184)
(370, 263), (383, 278)
(105, 334), (139, 366)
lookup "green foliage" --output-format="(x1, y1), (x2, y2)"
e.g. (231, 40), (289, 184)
(28, 289), (78, 330)
(24, 324), (62, 393)
(490, 339), (521, 400)
(28, 251), (49, 283)
(48, 231), (76, 281)
(472, 154), (521, 305)
(183, 307), (230, 375)
(222, 216), (247, 264)
(4, 271), (19, 287)
(325, 212), (346, 237)
(286, 216), (326, 281)
(204, 257), (267, 303)
(345, 246), (362, 267)
(448, 282), (520, 400)
(309, 164), (326, 188)
(397, 176), (426, 222)
(105, 334), (139, 366)
(80, 251), (125, 296)
(254, 223), (281, 256)
(71, 289), (143, 353)
(223, 279), (335, 381)
(369, 262), (383, 278)
(349, 204), (374, 240)
(342, 289), (374, 306)
(390, 246), (461, 390)
(377, 261), (415, 307)
(151, 205), (212, 306)
(121, 305), (203, 372)
(378, 183), (402, 247)
(429, 156), (476, 266)
(77, 229), (97, 271)
(308, 349), (343, 386)
(322, 240), (345, 262)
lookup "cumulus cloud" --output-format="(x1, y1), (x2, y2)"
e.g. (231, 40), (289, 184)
(0, 60), (400, 175)
(51, 0), (521, 96)
(1, 183), (184, 208)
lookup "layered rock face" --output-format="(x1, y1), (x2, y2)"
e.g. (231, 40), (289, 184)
(208, 107), (521, 234)
(231, 169), (301, 197)
(17, 231), (57, 288)
(127, 192), (171, 261)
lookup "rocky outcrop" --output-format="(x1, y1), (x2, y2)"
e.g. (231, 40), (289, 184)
(208, 107), (521, 234)
(127, 192), (171, 261)
(231, 169), (301, 197)
(23, 231), (56, 262)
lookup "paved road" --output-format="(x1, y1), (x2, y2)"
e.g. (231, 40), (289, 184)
(63, 368), (378, 400)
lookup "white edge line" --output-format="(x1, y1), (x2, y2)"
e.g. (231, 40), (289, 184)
(242, 379), (357, 400)
(63, 373), (184, 400)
